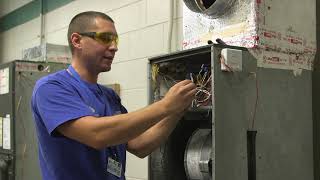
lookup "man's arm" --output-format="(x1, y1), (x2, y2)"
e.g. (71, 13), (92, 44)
(126, 110), (185, 158)
(56, 80), (196, 149)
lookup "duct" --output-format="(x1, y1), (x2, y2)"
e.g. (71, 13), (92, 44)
(183, 0), (236, 18)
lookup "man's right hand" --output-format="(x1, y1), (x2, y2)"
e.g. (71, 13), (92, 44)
(162, 80), (196, 114)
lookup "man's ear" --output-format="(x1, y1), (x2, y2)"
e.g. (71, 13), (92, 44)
(71, 33), (82, 50)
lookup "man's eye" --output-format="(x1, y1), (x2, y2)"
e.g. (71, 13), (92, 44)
(106, 36), (113, 42)
(99, 36), (111, 42)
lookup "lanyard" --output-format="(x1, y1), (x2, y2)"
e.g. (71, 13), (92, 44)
(109, 146), (119, 161)
(66, 65), (80, 81)
(66, 65), (91, 91)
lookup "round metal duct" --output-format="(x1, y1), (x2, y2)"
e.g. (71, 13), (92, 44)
(183, 0), (236, 18)
(184, 129), (212, 180)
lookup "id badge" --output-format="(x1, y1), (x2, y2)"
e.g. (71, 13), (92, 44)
(107, 157), (122, 178)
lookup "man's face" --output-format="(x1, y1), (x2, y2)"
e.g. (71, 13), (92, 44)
(80, 18), (118, 73)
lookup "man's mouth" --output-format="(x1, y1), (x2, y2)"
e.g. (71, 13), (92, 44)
(103, 56), (113, 60)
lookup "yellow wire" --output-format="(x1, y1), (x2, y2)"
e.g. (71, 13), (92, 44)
(151, 64), (160, 93)
(151, 64), (159, 82)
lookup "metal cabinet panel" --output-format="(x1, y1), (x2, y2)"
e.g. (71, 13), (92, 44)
(148, 44), (313, 180)
(0, 60), (67, 180)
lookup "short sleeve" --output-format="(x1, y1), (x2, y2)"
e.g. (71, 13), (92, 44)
(33, 81), (95, 135)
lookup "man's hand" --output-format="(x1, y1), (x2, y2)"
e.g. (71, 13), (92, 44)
(162, 80), (196, 114)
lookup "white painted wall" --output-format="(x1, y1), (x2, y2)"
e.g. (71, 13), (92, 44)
(0, 0), (33, 17)
(0, 0), (184, 179)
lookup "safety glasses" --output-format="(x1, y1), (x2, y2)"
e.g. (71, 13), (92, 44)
(79, 32), (119, 46)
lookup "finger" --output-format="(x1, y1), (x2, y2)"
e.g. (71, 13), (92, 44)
(183, 82), (197, 91)
(185, 89), (197, 98)
(175, 79), (193, 86)
(185, 90), (197, 100)
(179, 83), (197, 94)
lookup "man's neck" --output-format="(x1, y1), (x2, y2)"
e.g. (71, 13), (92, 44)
(71, 61), (98, 84)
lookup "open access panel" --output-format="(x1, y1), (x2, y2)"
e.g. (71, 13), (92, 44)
(148, 44), (313, 180)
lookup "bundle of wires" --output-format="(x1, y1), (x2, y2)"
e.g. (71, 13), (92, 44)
(190, 64), (212, 108)
(152, 63), (212, 108)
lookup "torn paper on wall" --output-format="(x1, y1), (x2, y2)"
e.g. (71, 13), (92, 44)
(0, 68), (9, 95)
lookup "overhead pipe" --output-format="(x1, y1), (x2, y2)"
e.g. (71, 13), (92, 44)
(167, 0), (174, 53)
(39, 0), (46, 61)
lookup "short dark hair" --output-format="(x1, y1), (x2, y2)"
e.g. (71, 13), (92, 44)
(67, 11), (114, 54)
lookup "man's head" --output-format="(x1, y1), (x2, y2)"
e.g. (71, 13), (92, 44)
(68, 11), (118, 73)
(67, 11), (114, 54)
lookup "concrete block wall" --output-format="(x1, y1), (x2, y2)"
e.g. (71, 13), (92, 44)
(0, 0), (184, 179)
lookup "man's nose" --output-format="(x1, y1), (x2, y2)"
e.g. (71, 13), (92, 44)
(108, 41), (118, 52)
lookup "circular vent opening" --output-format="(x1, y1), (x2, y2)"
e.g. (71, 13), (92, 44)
(183, 0), (235, 18)
(202, 0), (216, 9)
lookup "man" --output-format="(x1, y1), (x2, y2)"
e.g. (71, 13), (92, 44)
(31, 11), (196, 180)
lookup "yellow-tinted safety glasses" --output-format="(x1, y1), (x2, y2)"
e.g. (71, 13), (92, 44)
(79, 32), (119, 46)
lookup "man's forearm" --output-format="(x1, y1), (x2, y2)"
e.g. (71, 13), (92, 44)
(127, 111), (185, 158)
(58, 99), (171, 149)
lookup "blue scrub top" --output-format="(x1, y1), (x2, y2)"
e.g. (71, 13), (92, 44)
(31, 65), (127, 180)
